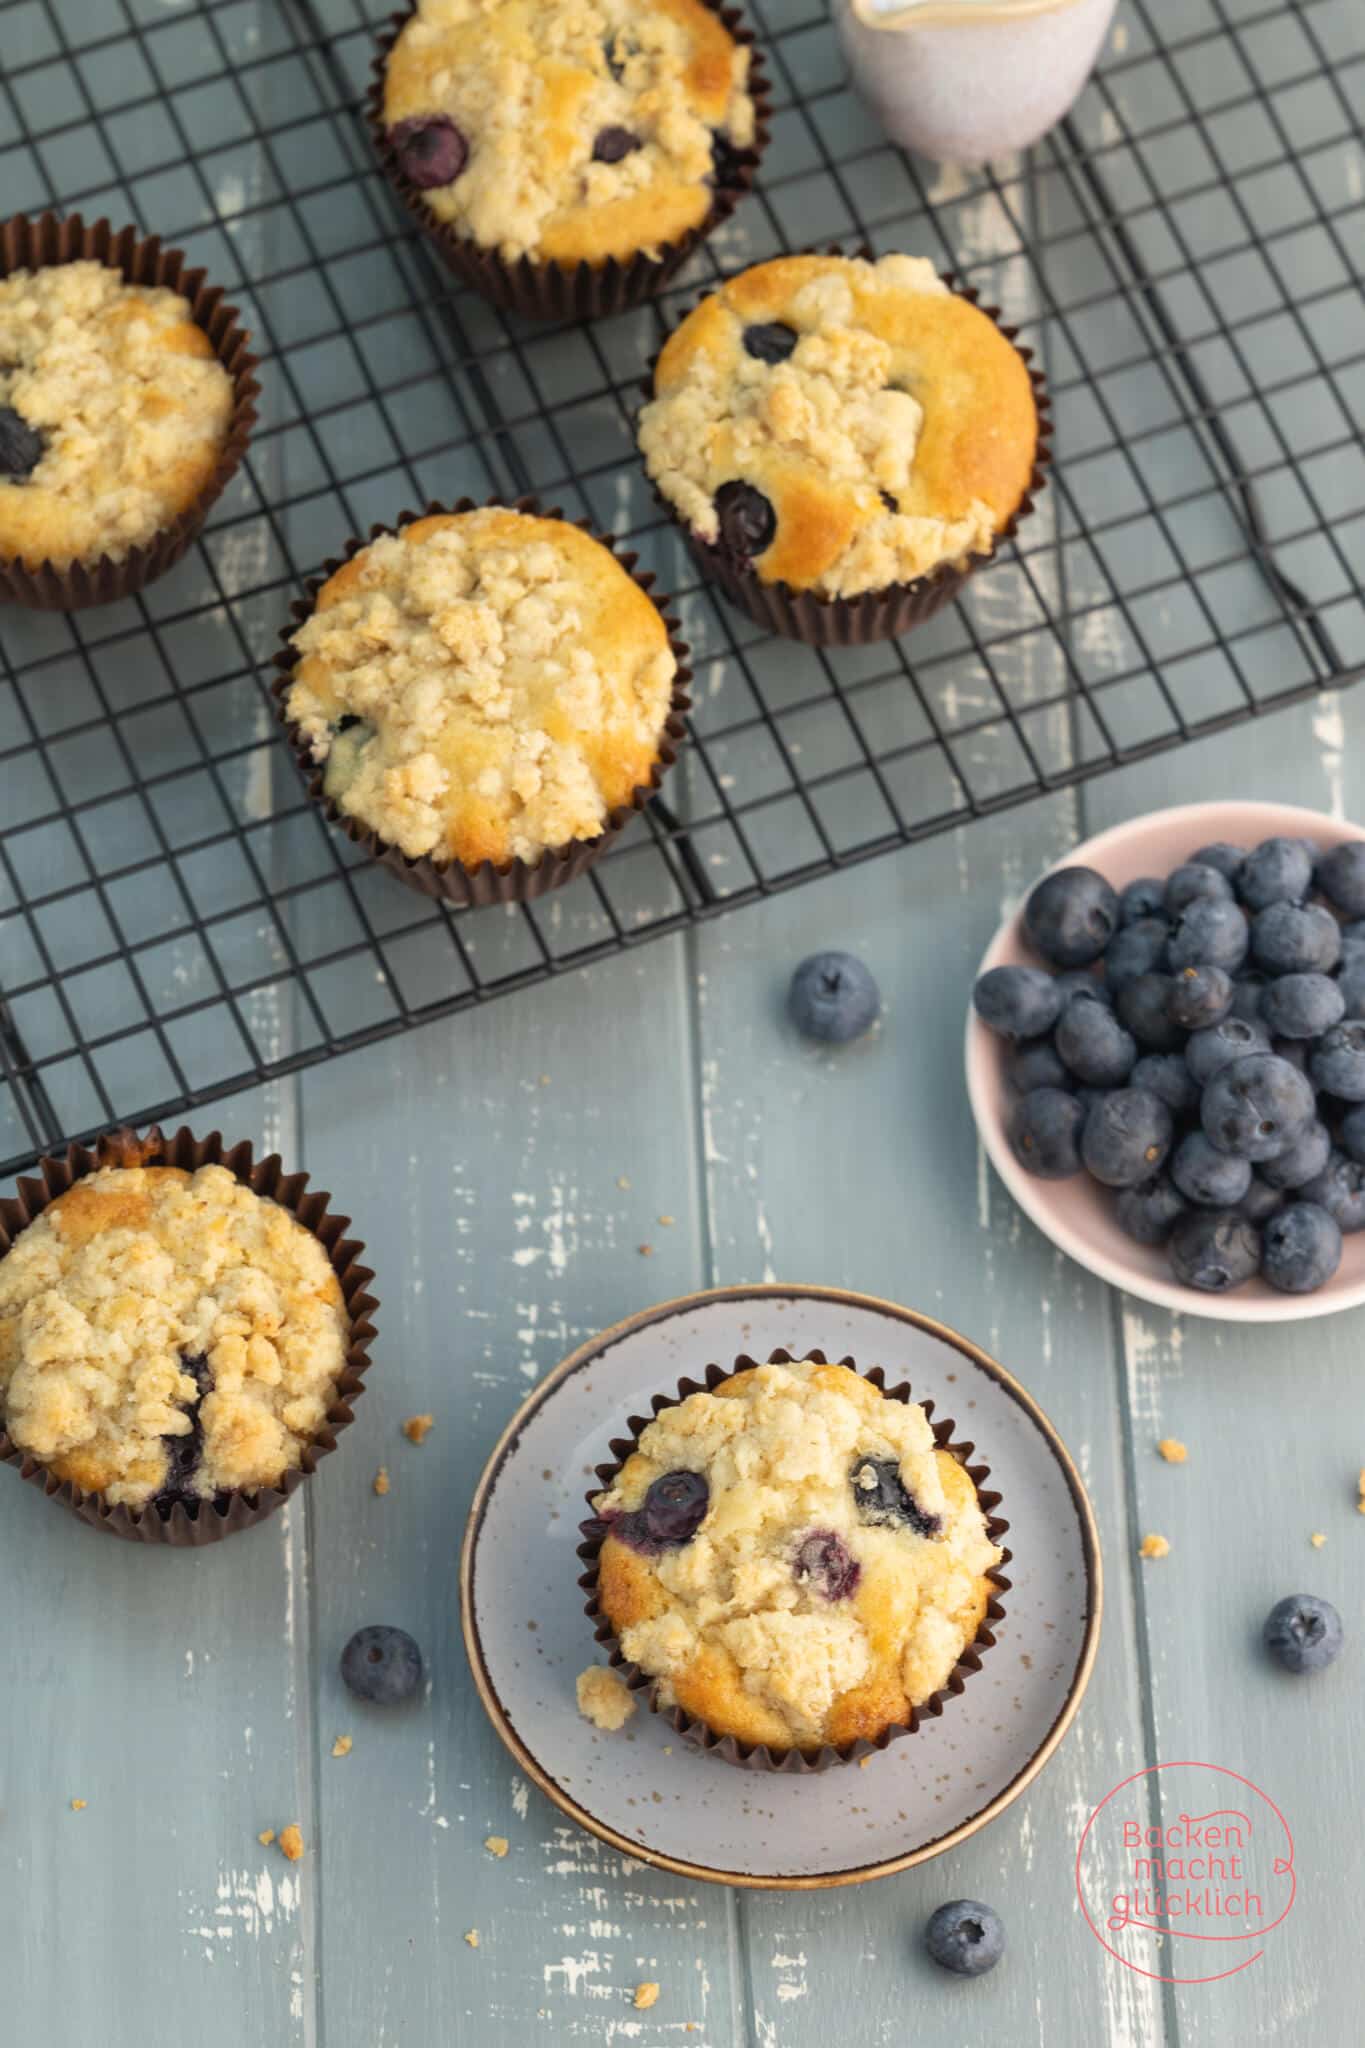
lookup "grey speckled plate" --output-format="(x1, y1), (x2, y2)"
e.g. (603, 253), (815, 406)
(459, 1285), (1101, 1889)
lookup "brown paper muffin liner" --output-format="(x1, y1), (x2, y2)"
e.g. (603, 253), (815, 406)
(366, 2), (772, 322)
(640, 249), (1054, 646)
(271, 494), (693, 909)
(577, 1346), (1011, 1773)
(0, 1126), (378, 1546)
(0, 212), (261, 612)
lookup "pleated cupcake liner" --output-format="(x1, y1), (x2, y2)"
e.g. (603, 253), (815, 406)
(0, 1126), (378, 1546)
(271, 494), (693, 909)
(366, 1), (772, 321)
(577, 1345), (1012, 1773)
(639, 245), (1054, 646)
(0, 212), (260, 612)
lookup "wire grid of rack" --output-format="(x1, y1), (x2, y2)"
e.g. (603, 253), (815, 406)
(0, 0), (1362, 1177)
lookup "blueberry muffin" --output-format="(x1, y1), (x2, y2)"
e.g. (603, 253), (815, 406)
(0, 1164), (349, 1510)
(0, 259), (234, 571)
(379, 0), (758, 274)
(283, 506), (680, 872)
(591, 1355), (1003, 1753)
(638, 251), (1042, 631)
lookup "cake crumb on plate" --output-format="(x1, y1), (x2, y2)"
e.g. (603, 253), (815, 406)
(258, 1829), (276, 1847)
(1311, 1531), (1327, 1549)
(1157, 1438), (1187, 1464)
(464, 1929), (480, 1949)
(1140, 1533), (1170, 1560)
(576, 1665), (636, 1731)
(634, 1983), (660, 2010)
(332, 1735), (353, 1758)
(278, 1824), (305, 1862)
(373, 1465), (390, 1496)
(484, 1835), (509, 1858)
(402, 1413), (435, 1445)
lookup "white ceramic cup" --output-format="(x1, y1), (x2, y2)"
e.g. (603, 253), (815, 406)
(835, 0), (1119, 166)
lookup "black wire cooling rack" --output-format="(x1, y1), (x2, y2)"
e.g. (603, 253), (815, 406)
(1, 0), (1362, 1175)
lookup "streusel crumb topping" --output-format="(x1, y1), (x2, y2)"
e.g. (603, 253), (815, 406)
(0, 1165), (347, 1509)
(0, 261), (233, 570)
(594, 1357), (1001, 1750)
(286, 508), (677, 868)
(639, 252), (1038, 599)
(576, 1663), (637, 1731)
(383, 0), (754, 265)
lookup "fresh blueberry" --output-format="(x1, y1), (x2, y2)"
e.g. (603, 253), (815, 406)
(1237, 1175), (1285, 1224)
(1337, 958), (1365, 1021)
(1170, 1130), (1252, 1208)
(1055, 1001), (1137, 1087)
(1118, 877), (1167, 926)
(1261, 1201), (1342, 1292)
(387, 113), (469, 188)
(1300, 1150), (1365, 1232)
(1259, 972), (1346, 1040)
(1251, 901), (1341, 977)
(788, 952), (880, 1042)
(642, 1470), (710, 1545)
(593, 124), (642, 162)
(1116, 973), (1185, 1053)
(851, 1455), (941, 1537)
(1200, 1053), (1316, 1162)
(1166, 964), (1233, 1032)
(1239, 836), (1315, 912)
(1164, 862), (1234, 916)
(1104, 918), (1170, 994)
(1116, 1175), (1189, 1246)
(1339, 1103), (1365, 1165)
(1185, 1014), (1272, 1085)
(1006, 1038), (1072, 1094)
(1309, 1021), (1365, 1100)
(340, 1625), (424, 1705)
(793, 1529), (861, 1601)
(1315, 842), (1365, 917)
(1264, 1594), (1344, 1674)
(1260, 1119), (1332, 1191)
(1081, 1087), (1173, 1188)
(925, 1900), (1006, 1978)
(1169, 1209), (1262, 1292)
(1229, 975), (1268, 1024)
(972, 965), (1062, 1041)
(1188, 841), (1246, 885)
(1009, 1088), (1085, 1178)
(1024, 866), (1119, 969)
(1132, 1052), (1201, 1117)
(0, 404), (44, 480)
(742, 321), (799, 364)
(714, 479), (776, 558)
(1166, 897), (1250, 974)
(1054, 969), (1112, 1010)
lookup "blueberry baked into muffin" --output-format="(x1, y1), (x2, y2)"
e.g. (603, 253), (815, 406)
(590, 1355), (1003, 1755)
(638, 251), (1043, 641)
(0, 260), (234, 571)
(0, 1164), (349, 1511)
(283, 506), (681, 880)
(377, 0), (763, 310)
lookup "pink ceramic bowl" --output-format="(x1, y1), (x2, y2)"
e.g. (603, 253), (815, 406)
(965, 800), (1365, 1323)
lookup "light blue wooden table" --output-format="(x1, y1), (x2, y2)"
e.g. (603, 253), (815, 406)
(2, 0), (1364, 2041)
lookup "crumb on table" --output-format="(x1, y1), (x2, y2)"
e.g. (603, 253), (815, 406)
(658, 1213), (675, 1226)
(484, 1834), (509, 1858)
(638, 1243), (653, 1257)
(1311, 1531), (1327, 1549)
(576, 1664), (636, 1732)
(617, 1175), (631, 1190)
(332, 1735), (353, 1758)
(70, 1798), (86, 1812)
(1140, 1533), (1170, 1560)
(278, 1824), (305, 1862)
(373, 1465), (390, 1496)
(1157, 1438), (1187, 1464)
(258, 1829), (276, 1847)
(634, 1983), (660, 2011)
(464, 1929), (480, 1949)
(402, 1413), (435, 1445)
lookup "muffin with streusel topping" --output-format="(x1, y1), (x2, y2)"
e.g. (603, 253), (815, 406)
(586, 1353), (1005, 1761)
(277, 502), (689, 905)
(0, 1153), (359, 1528)
(638, 250), (1047, 643)
(372, 0), (768, 317)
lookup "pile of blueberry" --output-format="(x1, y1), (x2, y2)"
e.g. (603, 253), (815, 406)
(973, 834), (1365, 1295)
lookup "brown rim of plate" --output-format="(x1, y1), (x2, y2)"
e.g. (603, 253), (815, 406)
(0, 1125), (378, 1545)
(365, 0), (772, 321)
(0, 212), (261, 612)
(271, 494), (693, 909)
(459, 1282), (1103, 1887)
(637, 243), (1053, 645)
(577, 1345), (1012, 1772)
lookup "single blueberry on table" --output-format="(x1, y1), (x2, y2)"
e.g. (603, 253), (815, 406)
(1166, 964), (1233, 1032)
(1300, 1151), (1365, 1232)
(1188, 841), (1246, 884)
(1081, 1087), (1173, 1188)
(1237, 1175), (1285, 1224)
(0, 404), (44, 480)
(1023, 865), (1118, 968)
(1339, 1102), (1365, 1165)
(1104, 918), (1169, 994)
(925, 1900), (1006, 1978)
(386, 113), (469, 188)
(1264, 1594), (1344, 1674)
(1116, 972), (1185, 1053)
(1118, 876), (1167, 926)
(714, 479), (777, 558)
(1168, 1208), (1262, 1292)
(1260, 1119), (1332, 1191)
(793, 1529), (861, 1601)
(1165, 896), (1250, 974)
(788, 951), (880, 1042)
(1116, 1175), (1189, 1246)
(1315, 841), (1365, 918)
(1009, 1089), (1085, 1178)
(1132, 1052), (1200, 1117)
(850, 1455), (942, 1537)
(1055, 1000), (1137, 1087)
(1006, 1037), (1071, 1094)
(1054, 969), (1112, 1010)
(1309, 1021), (1365, 1101)
(1238, 836), (1315, 912)
(1185, 1014), (1271, 1085)
(1163, 861), (1233, 916)
(340, 1625), (424, 1705)
(972, 964), (1062, 1041)
(1261, 1201), (1342, 1292)
(1251, 900), (1341, 977)
(1259, 972), (1346, 1040)
(1170, 1130), (1252, 1208)
(1200, 1052), (1316, 1162)
(742, 321), (799, 364)
(593, 124), (643, 162)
